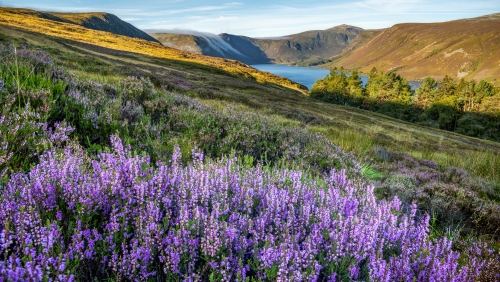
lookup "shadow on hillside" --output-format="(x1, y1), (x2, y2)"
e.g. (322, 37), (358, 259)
(3, 26), (500, 152)
(315, 96), (500, 145)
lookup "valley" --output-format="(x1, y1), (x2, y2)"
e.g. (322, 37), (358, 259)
(0, 5), (499, 281)
(149, 24), (362, 65)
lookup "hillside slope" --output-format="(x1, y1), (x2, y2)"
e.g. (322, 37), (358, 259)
(328, 16), (500, 82)
(0, 7), (498, 161)
(149, 25), (362, 65)
(1, 7), (500, 251)
(0, 7), (306, 93)
(252, 25), (362, 64)
(151, 32), (270, 64)
(0, 8), (159, 43)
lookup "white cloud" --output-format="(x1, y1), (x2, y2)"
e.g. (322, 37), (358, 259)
(4, 0), (499, 37)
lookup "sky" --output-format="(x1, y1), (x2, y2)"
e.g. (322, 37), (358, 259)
(2, 0), (500, 37)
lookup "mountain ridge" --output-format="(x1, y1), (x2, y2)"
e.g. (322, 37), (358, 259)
(0, 7), (160, 43)
(149, 25), (363, 65)
(321, 20), (500, 83)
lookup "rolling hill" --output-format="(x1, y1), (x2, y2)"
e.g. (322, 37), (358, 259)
(0, 8), (160, 43)
(149, 25), (362, 65)
(0, 7), (306, 93)
(0, 7), (498, 168)
(1, 7), (500, 278)
(321, 13), (500, 83)
(1, 7), (498, 172)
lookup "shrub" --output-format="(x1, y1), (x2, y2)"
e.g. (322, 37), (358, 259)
(120, 76), (155, 104)
(0, 136), (485, 281)
(373, 147), (500, 236)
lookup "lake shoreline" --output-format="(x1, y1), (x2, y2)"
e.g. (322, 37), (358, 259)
(252, 64), (422, 90)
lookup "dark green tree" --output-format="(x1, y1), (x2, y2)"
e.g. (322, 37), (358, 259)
(414, 77), (437, 108)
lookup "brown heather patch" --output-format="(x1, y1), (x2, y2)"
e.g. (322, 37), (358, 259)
(329, 21), (500, 84)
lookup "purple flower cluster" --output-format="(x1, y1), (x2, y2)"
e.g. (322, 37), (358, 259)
(0, 136), (483, 281)
(0, 103), (74, 177)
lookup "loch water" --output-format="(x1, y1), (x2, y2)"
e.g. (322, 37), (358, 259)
(251, 64), (421, 90)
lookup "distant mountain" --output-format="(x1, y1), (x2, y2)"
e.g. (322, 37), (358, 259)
(323, 13), (500, 82)
(149, 25), (363, 65)
(251, 25), (363, 64)
(150, 32), (270, 64)
(451, 12), (500, 23)
(0, 8), (159, 43)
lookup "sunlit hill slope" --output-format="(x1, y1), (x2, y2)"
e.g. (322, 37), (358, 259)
(0, 7), (307, 93)
(324, 14), (500, 83)
(149, 25), (363, 65)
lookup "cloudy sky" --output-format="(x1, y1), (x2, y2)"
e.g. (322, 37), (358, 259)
(2, 0), (499, 37)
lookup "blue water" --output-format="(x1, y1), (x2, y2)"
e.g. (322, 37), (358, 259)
(251, 64), (421, 90)
(251, 64), (330, 90)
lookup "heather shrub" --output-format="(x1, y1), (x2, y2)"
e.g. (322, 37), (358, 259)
(0, 136), (485, 281)
(373, 147), (500, 237)
(120, 99), (144, 123)
(139, 95), (359, 175)
(120, 76), (155, 104)
(0, 44), (74, 177)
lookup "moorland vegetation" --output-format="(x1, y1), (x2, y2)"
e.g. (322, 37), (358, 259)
(1, 39), (499, 282)
(0, 7), (500, 281)
(311, 67), (500, 142)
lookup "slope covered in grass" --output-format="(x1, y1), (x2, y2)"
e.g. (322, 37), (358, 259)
(0, 7), (307, 94)
(322, 15), (500, 83)
(0, 9), (500, 280)
(0, 8), (160, 43)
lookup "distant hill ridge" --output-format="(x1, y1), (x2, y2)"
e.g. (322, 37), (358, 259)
(0, 8), (159, 43)
(0, 7), (307, 93)
(451, 12), (500, 23)
(149, 25), (363, 65)
(320, 13), (500, 82)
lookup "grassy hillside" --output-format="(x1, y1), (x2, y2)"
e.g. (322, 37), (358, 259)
(0, 7), (307, 93)
(326, 19), (500, 83)
(0, 7), (159, 43)
(1, 7), (500, 280)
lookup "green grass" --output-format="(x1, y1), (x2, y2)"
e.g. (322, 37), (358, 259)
(360, 164), (384, 181)
(0, 13), (499, 252)
(4, 20), (497, 184)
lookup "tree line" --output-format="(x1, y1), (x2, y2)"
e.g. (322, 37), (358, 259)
(311, 67), (500, 141)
